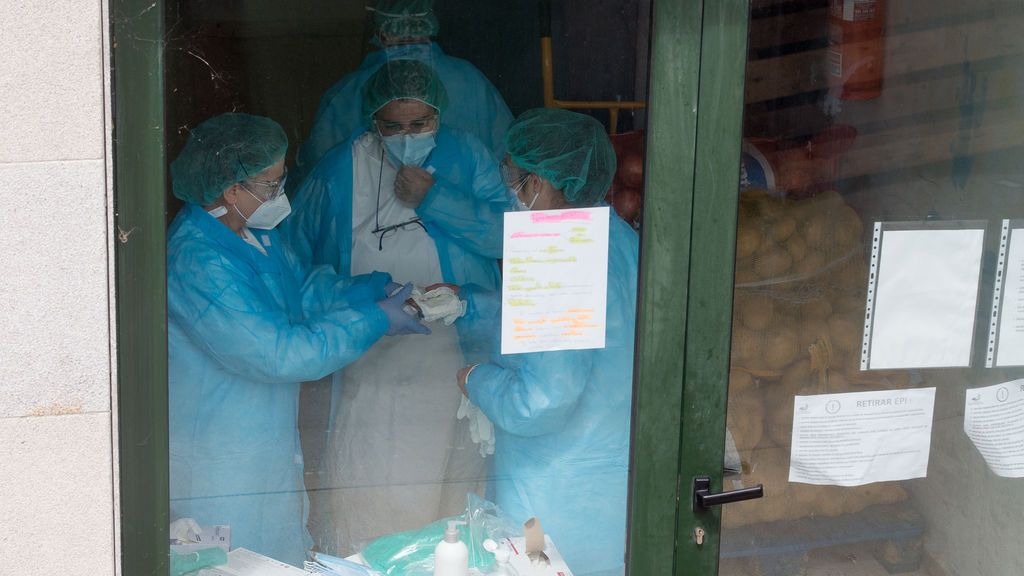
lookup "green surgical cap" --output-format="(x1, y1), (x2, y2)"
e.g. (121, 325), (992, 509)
(361, 59), (449, 121)
(171, 113), (287, 206)
(370, 0), (439, 39)
(169, 112), (286, 203)
(506, 108), (616, 206)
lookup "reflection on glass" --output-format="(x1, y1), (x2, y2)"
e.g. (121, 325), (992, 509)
(165, 1), (646, 574)
(723, 1), (1024, 575)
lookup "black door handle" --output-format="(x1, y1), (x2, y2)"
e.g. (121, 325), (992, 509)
(692, 476), (763, 511)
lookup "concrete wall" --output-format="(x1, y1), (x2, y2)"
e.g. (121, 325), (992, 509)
(0, 1), (116, 574)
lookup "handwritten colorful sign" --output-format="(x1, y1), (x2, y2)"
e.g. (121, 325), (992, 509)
(501, 207), (610, 354)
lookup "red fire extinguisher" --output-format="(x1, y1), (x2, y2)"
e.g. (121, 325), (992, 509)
(827, 0), (886, 100)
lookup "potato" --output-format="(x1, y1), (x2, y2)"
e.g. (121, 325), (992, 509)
(834, 259), (869, 289)
(762, 328), (800, 370)
(795, 252), (826, 276)
(735, 292), (775, 330)
(736, 225), (762, 259)
(728, 368), (756, 395)
(781, 359), (815, 391)
(764, 378), (800, 447)
(801, 297), (833, 320)
(798, 316), (830, 351)
(755, 248), (794, 279)
(731, 327), (761, 367)
(828, 314), (863, 352)
(769, 216), (798, 243)
(727, 391), (765, 452)
(786, 234), (809, 263)
(803, 213), (831, 245)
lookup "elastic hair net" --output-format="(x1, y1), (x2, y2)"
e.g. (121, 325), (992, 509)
(369, 0), (439, 40)
(505, 108), (616, 207)
(171, 113), (288, 206)
(361, 59), (449, 121)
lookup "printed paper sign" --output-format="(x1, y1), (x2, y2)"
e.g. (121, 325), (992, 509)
(964, 379), (1024, 478)
(501, 207), (609, 354)
(991, 225), (1024, 367)
(789, 388), (936, 486)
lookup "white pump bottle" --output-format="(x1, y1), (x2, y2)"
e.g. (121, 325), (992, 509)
(433, 520), (469, 576)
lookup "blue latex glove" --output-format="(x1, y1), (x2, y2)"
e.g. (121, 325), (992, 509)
(377, 283), (431, 336)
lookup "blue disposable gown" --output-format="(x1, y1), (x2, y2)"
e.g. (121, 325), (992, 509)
(167, 203), (391, 566)
(461, 210), (639, 576)
(296, 42), (513, 179)
(284, 125), (507, 362)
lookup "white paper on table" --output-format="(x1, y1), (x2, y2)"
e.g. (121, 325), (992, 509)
(501, 207), (610, 354)
(789, 387), (936, 486)
(988, 222), (1024, 367)
(197, 548), (308, 576)
(862, 224), (985, 370)
(964, 379), (1024, 478)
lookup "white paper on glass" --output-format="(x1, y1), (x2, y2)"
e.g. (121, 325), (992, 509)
(197, 548), (308, 576)
(988, 222), (1024, 367)
(964, 379), (1024, 478)
(501, 207), (609, 354)
(862, 225), (985, 370)
(789, 387), (936, 486)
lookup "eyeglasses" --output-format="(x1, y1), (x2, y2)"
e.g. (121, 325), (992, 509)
(373, 114), (438, 136)
(238, 161), (288, 201)
(500, 161), (529, 189)
(371, 216), (427, 251)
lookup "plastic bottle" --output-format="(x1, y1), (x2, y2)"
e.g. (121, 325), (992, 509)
(433, 520), (469, 576)
(490, 546), (516, 576)
(483, 539), (518, 576)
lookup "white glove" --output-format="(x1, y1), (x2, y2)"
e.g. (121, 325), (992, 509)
(410, 286), (467, 325)
(169, 518), (203, 544)
(458, 395), (495, 458)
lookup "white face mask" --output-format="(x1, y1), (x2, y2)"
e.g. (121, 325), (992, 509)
(508, 179), (539, 212)
(236, 189), (292, 230)
(381, 131), (436, 167)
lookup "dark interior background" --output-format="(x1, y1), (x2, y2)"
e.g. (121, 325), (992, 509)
(163, 0), (651, 218)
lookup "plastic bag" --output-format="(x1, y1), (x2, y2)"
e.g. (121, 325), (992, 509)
(360, 494), (518, 576)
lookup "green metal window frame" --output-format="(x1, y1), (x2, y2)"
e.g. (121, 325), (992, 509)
(110, 1), (748, 574)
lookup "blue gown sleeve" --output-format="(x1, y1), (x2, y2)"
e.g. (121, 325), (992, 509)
(300, 266), (391, 314)
(282, 150), (349, 273)
(168, 250), (389, 385)
(416, 136), (507, 258)
(466, 349), (593, 438)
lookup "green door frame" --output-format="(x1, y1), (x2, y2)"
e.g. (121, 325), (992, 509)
(110, 0), (749, 574)
(111, 0), (169, 575)
(670, 0), (750, 573)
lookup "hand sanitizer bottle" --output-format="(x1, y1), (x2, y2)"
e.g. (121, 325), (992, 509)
(434, 520), (469, 576)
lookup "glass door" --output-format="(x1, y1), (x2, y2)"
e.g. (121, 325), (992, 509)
(677, 1), (1024, 575)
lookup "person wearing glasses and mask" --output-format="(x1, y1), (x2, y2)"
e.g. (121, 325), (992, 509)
(166, 113), (428, 567)
(284, 59), (506, 554)
(455, 109), (639, 576)
(294, 0), (512, 184)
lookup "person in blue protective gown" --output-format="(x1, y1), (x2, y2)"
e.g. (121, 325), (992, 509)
(455, 108), (639, 576)
(167, 113), (428, 567)
(295, 0), (513, 182)
(283, 59), (508, 554)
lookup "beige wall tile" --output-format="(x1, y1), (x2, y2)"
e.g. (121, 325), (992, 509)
(0, 159), (111, 417)
(0, 0), (105, 162)
(0, 412), (115, 575)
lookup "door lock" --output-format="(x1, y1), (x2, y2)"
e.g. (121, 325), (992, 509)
(692, 476), (763, 511)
